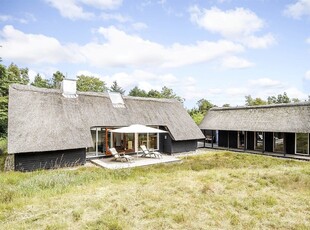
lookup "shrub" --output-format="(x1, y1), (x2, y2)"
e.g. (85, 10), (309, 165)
(0, 138), (8, 171)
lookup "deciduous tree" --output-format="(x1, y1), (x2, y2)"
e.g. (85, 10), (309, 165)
(128, 86), (148, 97)
(77, 75), (107, 92)
(31, 74), (51, 88)
(245, 95), (267, 106)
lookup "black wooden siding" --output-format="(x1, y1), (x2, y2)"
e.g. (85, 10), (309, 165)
(285, 133), (295, 154)
(247, 131), (254, 150)
(218, 130), (228, 147)
(170, 140), (197, 153)
(207, 129), (309, 157)
(159, 133), (197, 154)
(228, 131), (238, 148)
(265, 132), (273, 152)
(14, 148), (86, 171)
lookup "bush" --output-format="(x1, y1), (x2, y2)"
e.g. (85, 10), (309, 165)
(0, 138), (8, 171)
(0, 138), (7, 154)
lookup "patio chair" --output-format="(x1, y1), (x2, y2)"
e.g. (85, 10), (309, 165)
(140, 145), (162, 158)
(109, 148), (134, 162)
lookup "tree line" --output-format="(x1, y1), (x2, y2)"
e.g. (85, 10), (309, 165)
(0, 62), (309, 137)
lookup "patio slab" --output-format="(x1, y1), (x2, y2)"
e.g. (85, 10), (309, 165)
(90, 154), (181, 169)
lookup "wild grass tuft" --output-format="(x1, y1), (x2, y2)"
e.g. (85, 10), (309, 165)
(85, 216), (125, 230)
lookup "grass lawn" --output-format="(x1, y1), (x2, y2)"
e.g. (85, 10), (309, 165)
(0, 150), (310, 230)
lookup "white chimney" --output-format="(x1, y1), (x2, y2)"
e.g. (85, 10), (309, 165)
(61, 79), (78, 98)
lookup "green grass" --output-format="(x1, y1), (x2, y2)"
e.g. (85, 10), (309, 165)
(0, 151), (310, 229)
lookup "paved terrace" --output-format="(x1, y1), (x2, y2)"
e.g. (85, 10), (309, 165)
(90, 154), (181, 169)
(88, 149), (211, 169)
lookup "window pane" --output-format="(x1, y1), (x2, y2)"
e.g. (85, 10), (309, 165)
(149, 133), (158, 149)
(124, 133), (134, 151)
(274, 132), (284, 152)
(238, 131), (245, 149)
(255, 132), (263, 150)
(87, 129), (96, 153)
(138, 134), (147, 148)
(296, 133), (308, 155)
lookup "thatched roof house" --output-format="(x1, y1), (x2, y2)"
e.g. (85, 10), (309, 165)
(200, 103), (310, 133)
(8, 83), (204, 171)
(199, 103), (310, 157)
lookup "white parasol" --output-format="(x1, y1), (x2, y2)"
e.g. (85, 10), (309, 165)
(109, 124), (167, 134)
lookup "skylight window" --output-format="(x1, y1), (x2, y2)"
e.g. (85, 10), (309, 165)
(109, 92), (125, 108)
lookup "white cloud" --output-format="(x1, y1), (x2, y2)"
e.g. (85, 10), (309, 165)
(241, 34), (276, 49)
(0, 25), (83, 64)
(305, 70), (310, 80)
(104, 70), (179, 90)
(46, 0), (122, 20)
(249, 78), (284, 88)
(0, 15), (12, 22)
(189, 6), (275, 49)
(226, 87), (249, 96)
(76, 70), (102, 78)
(284, 87), (308, 99)
(100, 13), (129, 23)
(46, 0), (94, 20)
(221, 56), (254, 69)
(1, 25), (245, 69)
(198, 78), (308, 107)
(28, 69), (50, 82)
(190, 6), (263, 38)
(132, 22), (148, 31)
(81, 26), (244, 68)
(28, 69), (38, 82)
(306, 37), (310, 44)
(80, 0), (122, 9)
(284, 0), (310, 19)
(0, 13), (36, 24)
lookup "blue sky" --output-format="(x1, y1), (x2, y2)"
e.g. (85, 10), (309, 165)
(1, 0), (310, 108)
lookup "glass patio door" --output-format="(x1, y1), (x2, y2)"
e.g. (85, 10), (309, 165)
(296, 133), (309, 155)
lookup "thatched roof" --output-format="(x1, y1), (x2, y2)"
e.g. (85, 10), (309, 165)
(199, 103), (310, 133)
(8, 84), (204, 154)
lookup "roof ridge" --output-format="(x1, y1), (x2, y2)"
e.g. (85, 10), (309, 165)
(211, 102), (310, 111)
(10, 84), (180, 103)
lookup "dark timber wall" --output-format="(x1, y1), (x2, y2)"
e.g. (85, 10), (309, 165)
(246, 131), (254, 150)
(228, 131), (238, 148)
(14, 148), (86, 171)
(202, 129), (309, 157)
(159, 133), (197, 154)
(159, 133), (172, 153)
(265, 132), (273, 152)
(218, 130), (228, 147)
(171, 140), (197, 153)
(285, 133), (295, 154)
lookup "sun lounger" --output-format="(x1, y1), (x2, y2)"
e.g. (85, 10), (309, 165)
(109, 148), (134, 162)
(140, 145), (162, 158)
